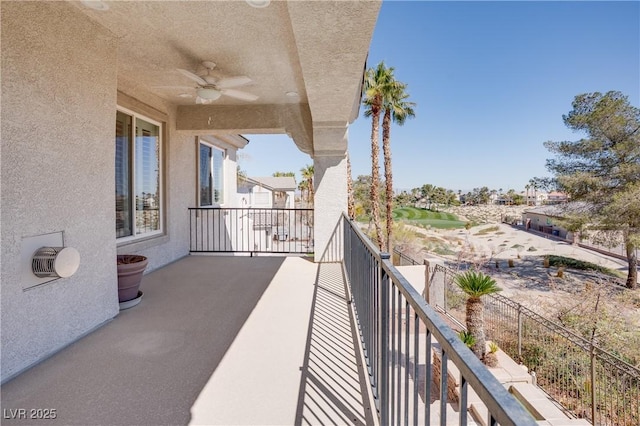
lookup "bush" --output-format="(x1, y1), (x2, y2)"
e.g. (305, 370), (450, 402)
(546, 255), (622, 278)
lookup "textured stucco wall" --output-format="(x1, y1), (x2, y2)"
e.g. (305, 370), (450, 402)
(1, 2), (120, 381)
(1, 2), (199, 382)
(314, 155), (347, 262)
(224, 148), (239, 208)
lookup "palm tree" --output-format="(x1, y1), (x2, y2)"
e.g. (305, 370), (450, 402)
(347, 154), (355, 219)
(363, 62), (395, 250)
(381, 81), (415, 251)
(454, 270), (502, 360)
(529, 179), (538, 206)
(525, 184), (531, 206)
(300, 164), (314, 207)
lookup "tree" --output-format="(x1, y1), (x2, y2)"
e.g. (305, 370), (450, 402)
(544, 91), (640, 289)
(352, 175), (374, 226)
(381, 79), (415, 251)
(347, 154), (355, 219)
(454, 270), (502, 360)
(272, 171), (295, 178)
(299, 164), (314, 207)
(363, 62), (395, 250)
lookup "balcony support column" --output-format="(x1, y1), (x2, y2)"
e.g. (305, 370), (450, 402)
(312, 124), (348, 262)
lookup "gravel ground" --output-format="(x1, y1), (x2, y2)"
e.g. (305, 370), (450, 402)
(403, 221), (640, 329)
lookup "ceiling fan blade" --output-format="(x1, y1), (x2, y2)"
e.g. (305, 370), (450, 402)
(216, 76), (252, 89)
(177, 68), (207, 86)
(222, 89), (259, 102)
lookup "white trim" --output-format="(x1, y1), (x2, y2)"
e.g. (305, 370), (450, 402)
(116, 106), (164, 243)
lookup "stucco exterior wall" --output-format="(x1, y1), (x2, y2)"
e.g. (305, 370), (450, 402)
(1, 2), (120, 381)
(1, 2), (199, 381)
(522, 212), (573, 240)
(224, 147), (239, 208)
(314, 155), (347, 262)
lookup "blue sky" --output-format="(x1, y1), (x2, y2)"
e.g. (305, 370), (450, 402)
(240, 1), (640, 193)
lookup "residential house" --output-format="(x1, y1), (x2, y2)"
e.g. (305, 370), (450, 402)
(1, 2), (540, 424)
(238, 176), (297, 208)
(522, 202), (592, 239)
(545, 191), (569, 204)
(1, 0), (380, 382)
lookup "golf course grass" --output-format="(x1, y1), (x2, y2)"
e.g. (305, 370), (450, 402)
(392, 206), (466, 229)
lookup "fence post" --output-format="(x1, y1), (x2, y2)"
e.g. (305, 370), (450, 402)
(379, 252), (390, 426)
(517, 304), (523, 359)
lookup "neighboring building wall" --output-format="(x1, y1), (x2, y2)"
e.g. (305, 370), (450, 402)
(522, 212), (573, 241)
(240, 184), (273, 208)
(1, 2), (121, 381)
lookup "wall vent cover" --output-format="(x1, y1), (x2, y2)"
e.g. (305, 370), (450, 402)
(32, 247), (80, 278)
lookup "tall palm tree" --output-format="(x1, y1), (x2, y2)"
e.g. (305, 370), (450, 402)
(525, 184), (531, 205)
(454, 270), (501, 360)
(363, 62), (395, 250)
(381, 82), (415, 251)
(300, 164), (314, 207)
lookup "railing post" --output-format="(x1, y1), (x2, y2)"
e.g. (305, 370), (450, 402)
(379, 252), (390, 426)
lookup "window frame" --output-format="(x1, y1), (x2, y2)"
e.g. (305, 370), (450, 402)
(115, 106), (164, 242)
(197, 138), (226, 207)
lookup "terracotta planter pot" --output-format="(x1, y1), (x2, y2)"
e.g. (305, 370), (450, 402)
(117, 255), (148, 303)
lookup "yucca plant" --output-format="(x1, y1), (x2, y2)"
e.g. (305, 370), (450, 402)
(454, 270), (502, 359)
(484, 341), (499, 367)
(459, 331), (476, 349)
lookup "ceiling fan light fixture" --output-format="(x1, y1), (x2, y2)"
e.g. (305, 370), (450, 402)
(197, 88), (222, 100)
(246, 0), (270, 8)
(81, 1), (109, 11)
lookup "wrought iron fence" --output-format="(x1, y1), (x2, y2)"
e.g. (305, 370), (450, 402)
(430, 261), (640, 426)
(342, 214), (537, 425)
(188, 207), (313, 254)
(393, 247), (421, 266)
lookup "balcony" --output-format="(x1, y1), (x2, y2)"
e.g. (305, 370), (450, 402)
(1, 215), (537, 425)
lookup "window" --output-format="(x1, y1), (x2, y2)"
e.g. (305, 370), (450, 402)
(115, 108), (162, 240)
(198, 140), (225, 206)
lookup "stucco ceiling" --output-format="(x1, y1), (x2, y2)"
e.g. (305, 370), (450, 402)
(71, 1), (380, 125)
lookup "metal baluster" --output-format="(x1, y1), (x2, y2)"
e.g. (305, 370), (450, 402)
(413, 312), (419, 426)
(425, 329), (431, 426)
(440, 350), (447, 426)
(404, 301), (409, 426)
(380, 264), (390, 426)
(459, 375), (468, 425)
(397, 288), (402, 426)
(391, 283), (396, 424)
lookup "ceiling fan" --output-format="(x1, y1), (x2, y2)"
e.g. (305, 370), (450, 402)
(177, 61), (258, 104)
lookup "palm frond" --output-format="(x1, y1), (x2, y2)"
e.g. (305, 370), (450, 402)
(454, 270), (502, 298)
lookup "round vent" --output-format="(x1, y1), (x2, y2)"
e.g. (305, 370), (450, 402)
(32, 247), (80, 278)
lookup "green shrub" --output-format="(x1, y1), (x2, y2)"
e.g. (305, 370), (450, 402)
(475, 225), (499, 235)
(546, 255), (623, 278)
(459, 331), (476, 348)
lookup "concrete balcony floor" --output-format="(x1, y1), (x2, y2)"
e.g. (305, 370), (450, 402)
(1, 256), (374, 425)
